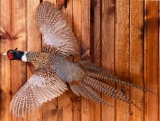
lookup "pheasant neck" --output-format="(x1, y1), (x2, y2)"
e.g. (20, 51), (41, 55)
(21, 52), (28, 62)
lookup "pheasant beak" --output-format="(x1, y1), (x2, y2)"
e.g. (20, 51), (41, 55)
(2, 53), (7, 56)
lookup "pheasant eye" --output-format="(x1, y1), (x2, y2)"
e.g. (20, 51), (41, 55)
(7, 53), (14, 59)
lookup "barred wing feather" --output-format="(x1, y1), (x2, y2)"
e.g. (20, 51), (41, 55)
(10, 74), (67, 118)
(37, 1), (79, 56)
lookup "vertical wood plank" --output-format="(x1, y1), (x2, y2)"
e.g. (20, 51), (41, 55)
(41, 1), (59, 121)
(94, 0), (101, 65)
(11, 0), (27, 121)
(101, 0), (115, 121)
(57, 0), (73, 121)
(26, 0), (42, 120)
(130, 0), (144, 121)
(27, 0), (41, 52)
(81, 0), (90, 54)
(72, 0), (82, 121)
(44, 0), (56, 3)
(43, 101), (58, 121)
(159, 2), (160, 121)
(81, 0), (94, 121)
(41, 1), (58, 121)
(57, 90), (72, 121)
(73, 0), (82, 49)
(90, 0), (94, 62)
(93, 0), (101, 121)
(0, 0), (12, 121)
(115, 0), (130, 120)
(144, 1), (159, 121)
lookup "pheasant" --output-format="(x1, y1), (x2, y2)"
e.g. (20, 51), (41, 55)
(3, 1), (155, 118)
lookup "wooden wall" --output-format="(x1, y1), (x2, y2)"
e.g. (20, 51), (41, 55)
(0, 0), (159, 121)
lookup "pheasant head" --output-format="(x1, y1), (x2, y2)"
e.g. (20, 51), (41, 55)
(4, 48), (28, 62)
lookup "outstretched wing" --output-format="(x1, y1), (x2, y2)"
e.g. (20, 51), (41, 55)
(37, 1), (79, 57)
(10, 66), (68, 118)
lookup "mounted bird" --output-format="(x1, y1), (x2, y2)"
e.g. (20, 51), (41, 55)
(2, 1), (155, 118)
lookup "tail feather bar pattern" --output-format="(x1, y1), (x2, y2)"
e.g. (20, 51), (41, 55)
(83, 76), (141, 110)
(70, 82), (113, 107)
(79, 61), (157, 95)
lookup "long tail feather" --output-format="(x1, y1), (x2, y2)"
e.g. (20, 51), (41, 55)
(83, 76), (140, 110)
(79, 61), (157, 95)
(79, 84), (113, 107)
(69, 82), (113, 107)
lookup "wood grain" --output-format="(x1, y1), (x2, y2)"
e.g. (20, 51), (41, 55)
(0, 0), (12, 121)
(57, 0), (73, 121)
(41, 1), (58, 121)
(26, 0), (42, 120)
(11, 0), (27, 121)
(159, 2), (160, 121)
(81, 0), (90, 55)
(101, 0), (115, 121)
(93, 0), (101, 121)
(72, 0), (82, 121)
(115, 0), (130, 121)
(144, 1), (159, 121)
(81, 1), (95, 121)
(41, 1), (59, 121)
(94, 0), (101, 65)
(130, 1), (144, 121)
(0, 0), (159, 121)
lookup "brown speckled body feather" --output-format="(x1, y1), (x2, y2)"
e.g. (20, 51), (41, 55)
(27, 51), (144, 109)
(27, 52), (50, 69)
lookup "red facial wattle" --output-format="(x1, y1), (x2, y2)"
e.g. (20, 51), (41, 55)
(7, 53), (14, 59)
